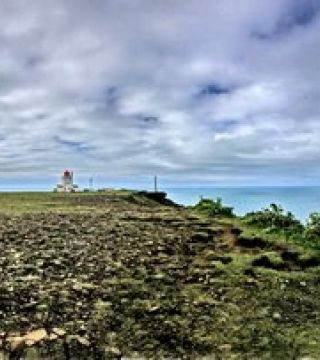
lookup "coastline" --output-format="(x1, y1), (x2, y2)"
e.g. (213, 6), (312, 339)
(165, 185), (320, 221)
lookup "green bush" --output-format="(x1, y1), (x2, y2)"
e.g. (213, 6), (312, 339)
(304, 213), (320, 250)
(193, 197), (234, 217)
(243, 203), (303, 235)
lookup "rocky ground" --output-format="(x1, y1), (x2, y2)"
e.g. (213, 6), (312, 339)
(0, 192), (320, 359)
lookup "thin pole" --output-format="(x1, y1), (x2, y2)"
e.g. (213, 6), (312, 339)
(154, 175), (158, 192)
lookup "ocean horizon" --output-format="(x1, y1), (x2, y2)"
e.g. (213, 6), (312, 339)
(0, 185), (319, 222)
(164, 186), (320, 222)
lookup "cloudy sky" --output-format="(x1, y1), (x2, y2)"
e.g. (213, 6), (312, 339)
(1, 0), (320, 188)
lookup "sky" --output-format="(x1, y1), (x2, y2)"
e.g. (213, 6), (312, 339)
(1, 0), (320, 189)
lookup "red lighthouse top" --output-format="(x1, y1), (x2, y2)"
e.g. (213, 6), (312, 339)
(64, 170), (72, 177)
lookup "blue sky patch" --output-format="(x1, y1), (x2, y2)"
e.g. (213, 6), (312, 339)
(198, 83), (231, 97)
(253, 0), (320, 40)
(53, 136), (91, 152)
(211, 119), (238, 132)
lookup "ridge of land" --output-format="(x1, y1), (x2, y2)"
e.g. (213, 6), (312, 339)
(0, 191), (319, 359)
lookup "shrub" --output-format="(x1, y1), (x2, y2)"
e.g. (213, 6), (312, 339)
(305, 213), (320, 238)
(302, 213), (320, 249)
(243, 203), (303, 235)
(193, 197), (234, 217)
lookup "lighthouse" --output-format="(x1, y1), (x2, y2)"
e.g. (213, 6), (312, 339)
(55, 170), (79, 192)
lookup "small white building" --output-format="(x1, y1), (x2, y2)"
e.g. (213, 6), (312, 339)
(54, 170), (79, 192)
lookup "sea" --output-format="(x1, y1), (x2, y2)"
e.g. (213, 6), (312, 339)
(164, 186), (320, 222)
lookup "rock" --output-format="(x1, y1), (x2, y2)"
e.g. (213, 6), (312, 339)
(105, 346), (122, 357)
(8, 329), (47, 350)
(75, 336), (90, 347)
(48, 333), (58, 341)
(272, 312), (281, 320)
(245, 278), (257, 286)
(52, 327), (66, 337)
(36, 303), (48, 312)
(66, 334), (90, 346)
(219, 343), (232, 351)
(24, 329), (47, 347)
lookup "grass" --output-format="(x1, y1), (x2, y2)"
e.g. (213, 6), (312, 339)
(0, 192), (320, 358)
(0, 190), (135, 214)
(192, 197), (320, 252)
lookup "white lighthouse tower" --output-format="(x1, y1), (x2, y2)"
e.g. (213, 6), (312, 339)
(55, 170), (79, 192)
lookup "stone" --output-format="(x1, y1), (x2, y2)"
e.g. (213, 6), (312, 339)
(272, 312), (281, 320)
(52, 327), (66, 337)
(8, 329), (47, 350)
(105, 346), (122, 356)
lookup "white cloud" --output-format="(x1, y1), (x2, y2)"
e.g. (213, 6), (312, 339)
(0, 0), (319, 185)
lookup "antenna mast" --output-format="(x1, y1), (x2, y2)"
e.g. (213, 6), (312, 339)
(89, 177), (93, 191)
(154, 175), (158, 192)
